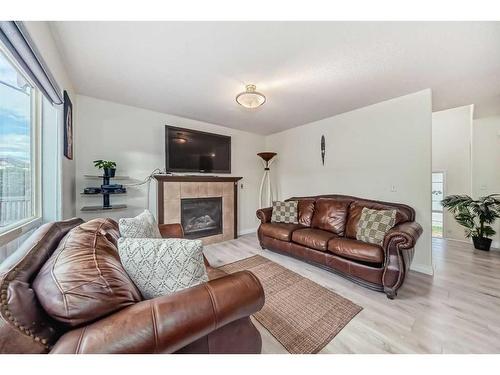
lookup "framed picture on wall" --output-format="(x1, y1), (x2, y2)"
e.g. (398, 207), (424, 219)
(63, 90), (73, 160)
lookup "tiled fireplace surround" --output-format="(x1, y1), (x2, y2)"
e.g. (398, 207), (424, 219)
(154, 175), (242, 245)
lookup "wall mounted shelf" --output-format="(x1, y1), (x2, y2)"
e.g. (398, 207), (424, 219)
(84, 175), (130, 180)
(81, 204), (127, 212)
(80, 174), (128, 212)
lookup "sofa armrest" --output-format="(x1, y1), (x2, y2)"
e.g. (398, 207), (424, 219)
(256, 207), (272, 223)
(382, 221), (423, 299)
(158, 223), (184, 238)
(383, 221), (423, 250)
(50, 271), (264, 354)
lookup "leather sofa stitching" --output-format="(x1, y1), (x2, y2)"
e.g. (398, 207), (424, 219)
(75, 326), (87, 354)
(91, 221), (112, 293)
(204, 284), (219, 330)
(50, 232), (72, 318)
(150, 302), (159, 353)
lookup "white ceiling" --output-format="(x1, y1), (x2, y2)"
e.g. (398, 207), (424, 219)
(50, 21), (500, 135)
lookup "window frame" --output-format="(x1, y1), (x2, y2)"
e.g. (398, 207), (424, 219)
(0, 42), (42, 246)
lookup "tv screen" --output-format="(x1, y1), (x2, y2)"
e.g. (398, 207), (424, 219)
(165, 125), (231, 173)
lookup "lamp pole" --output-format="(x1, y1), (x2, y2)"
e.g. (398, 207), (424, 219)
(257, 152), (277, 208)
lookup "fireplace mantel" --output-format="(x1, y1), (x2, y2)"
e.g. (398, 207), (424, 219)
(153, 175), (242, 183)
(154, 175), (242, 244)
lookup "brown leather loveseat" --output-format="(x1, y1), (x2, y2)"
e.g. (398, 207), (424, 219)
(0, 218), (264, 354)
(256, 195), (422, 299)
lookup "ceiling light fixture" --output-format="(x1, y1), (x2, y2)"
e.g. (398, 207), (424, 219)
(236, 84), (266, 109)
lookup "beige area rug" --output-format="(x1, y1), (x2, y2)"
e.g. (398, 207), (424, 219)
(219, 255), (362, 354)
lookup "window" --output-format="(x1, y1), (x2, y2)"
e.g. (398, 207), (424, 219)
(432, 172), (445, 238)
(0, 45), (40, 236)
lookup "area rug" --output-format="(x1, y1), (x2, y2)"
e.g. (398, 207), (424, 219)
(219, 255), (362, 354)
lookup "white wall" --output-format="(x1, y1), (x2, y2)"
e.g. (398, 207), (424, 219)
(23, 21), (76, 219)
(432, 105), (473, 241)
(75, 96), (265, 234)
(265, 90), (433, 274)
(472, 115), (500, 248)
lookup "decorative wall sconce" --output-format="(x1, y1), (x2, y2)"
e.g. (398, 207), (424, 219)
(321, 135), (325, 166)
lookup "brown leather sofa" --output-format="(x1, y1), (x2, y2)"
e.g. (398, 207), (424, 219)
(0, 218), (264, 354)
(256, 195), (422, 299)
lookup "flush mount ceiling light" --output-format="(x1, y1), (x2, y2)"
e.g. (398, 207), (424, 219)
(236, 84), (266, 109)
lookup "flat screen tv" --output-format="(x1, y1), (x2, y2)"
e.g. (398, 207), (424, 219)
(165, 125), (231, 173)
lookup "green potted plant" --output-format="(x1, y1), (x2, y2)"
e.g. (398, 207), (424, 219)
(93, 160), (117, 178)
(441, 194), (500, 251)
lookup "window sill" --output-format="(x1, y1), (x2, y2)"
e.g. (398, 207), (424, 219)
(0, 217), (42, 247)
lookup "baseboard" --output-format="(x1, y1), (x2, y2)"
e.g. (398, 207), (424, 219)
(238, 227), (257, 236)
(410, 263), (434, 275)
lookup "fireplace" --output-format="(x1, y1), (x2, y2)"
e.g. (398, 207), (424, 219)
(154, 175), (242, 245)
(181, 197), (223, 239)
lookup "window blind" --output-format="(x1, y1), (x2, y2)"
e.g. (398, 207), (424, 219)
(0, 21), (63, 105)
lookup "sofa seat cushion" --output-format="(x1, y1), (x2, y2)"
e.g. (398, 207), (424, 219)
(260, 222), (303, 241)
(291, 228), (338, 251)
(327, 238), (384, 264)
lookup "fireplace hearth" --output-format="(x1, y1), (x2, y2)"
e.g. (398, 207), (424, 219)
(181, 197), (223, 239)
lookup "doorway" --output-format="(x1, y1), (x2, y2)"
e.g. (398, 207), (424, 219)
(432, 172), (445, 238)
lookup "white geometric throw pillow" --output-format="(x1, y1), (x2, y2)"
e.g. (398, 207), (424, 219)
(356, 207), (397, 246)
(117, 238), (208, 299)
(271, 200), (299, 224)
(119, 210), (162, 238)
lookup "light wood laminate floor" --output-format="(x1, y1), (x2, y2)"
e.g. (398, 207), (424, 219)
(204, 234), (500, 353)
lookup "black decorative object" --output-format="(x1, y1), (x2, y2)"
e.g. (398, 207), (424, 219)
(321, 135), (325, 166)
(63, 91), (73, 160)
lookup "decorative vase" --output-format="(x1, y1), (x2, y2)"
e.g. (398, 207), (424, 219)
(257, 152), (277, 208)
(103, 167), (116, 178)
(472, 236), (492, 251)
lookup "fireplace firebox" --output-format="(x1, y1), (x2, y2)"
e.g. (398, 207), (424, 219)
(181, 197), (223, 239)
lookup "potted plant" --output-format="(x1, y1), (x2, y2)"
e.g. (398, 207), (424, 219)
(93, 160), (117, 178)
(441, 194), (500, 251)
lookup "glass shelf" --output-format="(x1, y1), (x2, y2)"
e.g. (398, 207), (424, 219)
(80, 192), (127, 196)
(80, 204), (127, 212)
(84, 175), (130, 180)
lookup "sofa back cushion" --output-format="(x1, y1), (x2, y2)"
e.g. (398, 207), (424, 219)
(346, 200), (413, 239)
(0, 218), (83, 353)
(310, 198), (352, 236)
(296, 199), (316, 227)
(33, 218), (142, 328)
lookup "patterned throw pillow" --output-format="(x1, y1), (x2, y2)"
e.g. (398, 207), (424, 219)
(271, 200), (299, 224)
(119, 210), (162, 238)
(356, 207), (397, 246)
(118, 238), (208, 299)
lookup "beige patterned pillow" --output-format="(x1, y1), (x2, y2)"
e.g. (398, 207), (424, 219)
(119, 210), (162, 238)
(271, 200), (298, 224)
(118, 238), (208, 299)
(356, 207), (397, 246)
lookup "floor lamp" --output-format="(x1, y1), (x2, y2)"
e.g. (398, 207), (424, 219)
(258, 152), (277, 208)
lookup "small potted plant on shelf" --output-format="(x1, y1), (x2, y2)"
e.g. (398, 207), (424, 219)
(93, 160), (117, 178)
(442, 194), (500, 251)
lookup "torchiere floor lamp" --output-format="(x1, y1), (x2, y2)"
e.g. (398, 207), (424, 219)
(257, 152), (277, 208)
